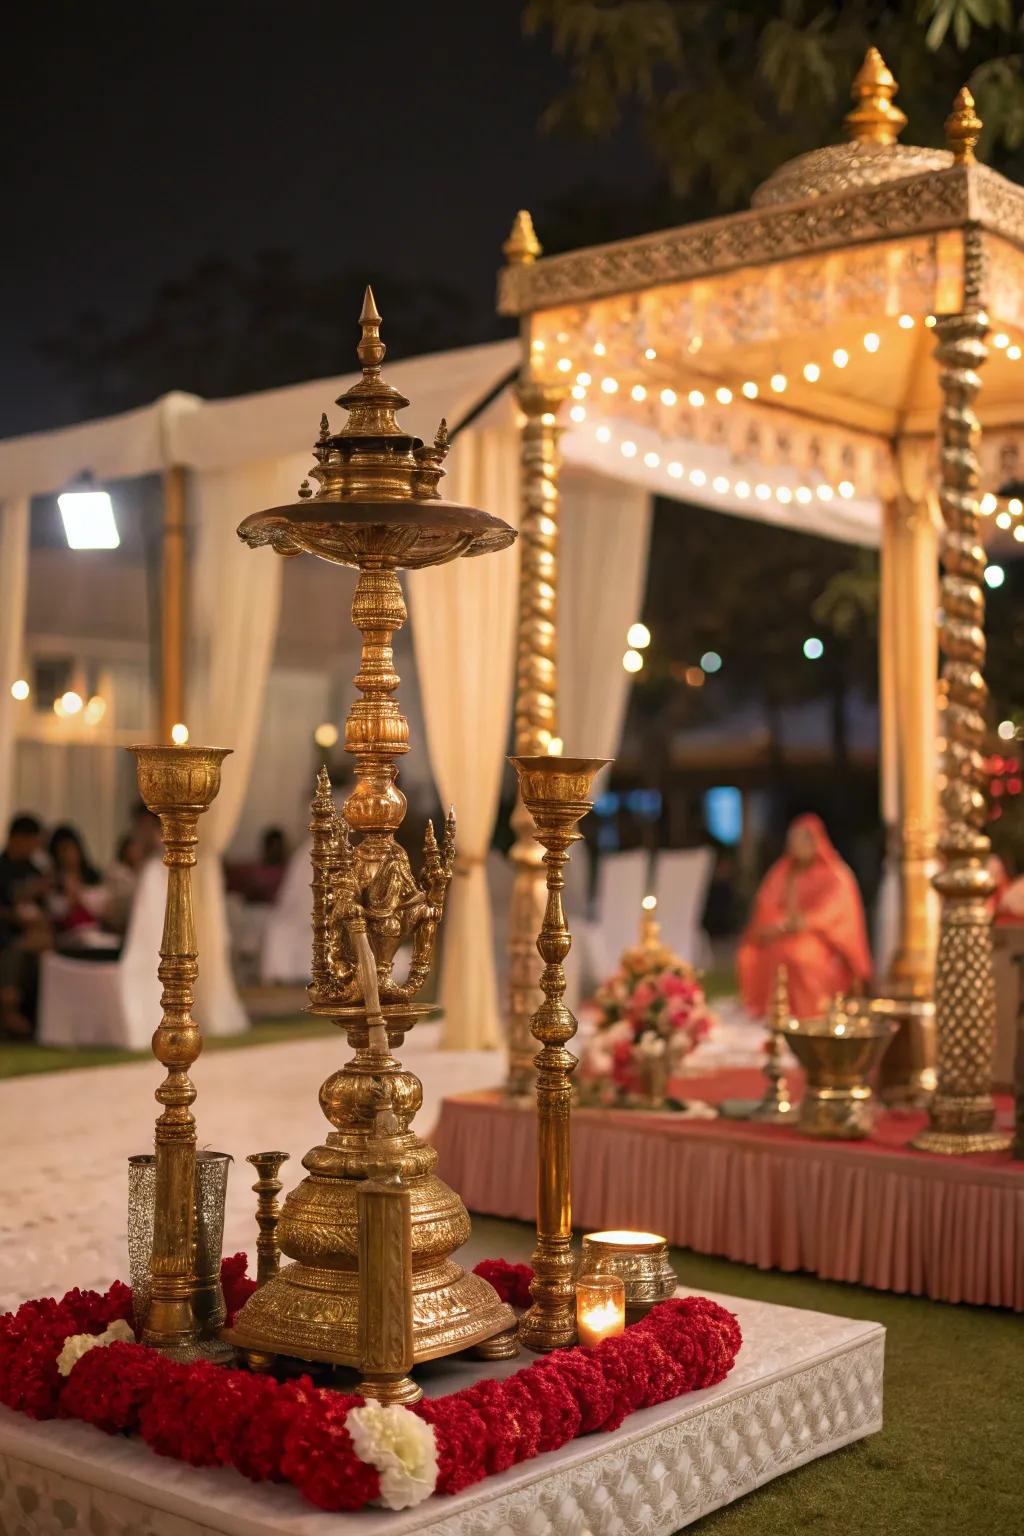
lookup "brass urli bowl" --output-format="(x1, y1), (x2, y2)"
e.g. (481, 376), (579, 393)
(782, 998), (897, 1139)
(581, 1230), (677, 1317)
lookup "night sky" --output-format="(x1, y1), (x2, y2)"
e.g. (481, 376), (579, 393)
(2, 2), (642, 440)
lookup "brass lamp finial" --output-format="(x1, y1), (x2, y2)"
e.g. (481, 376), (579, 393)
(946, 86), (982, 165)
(504, 209), (542, 265)
(357, 285), (386, 373)
(843, 47), (907, 146)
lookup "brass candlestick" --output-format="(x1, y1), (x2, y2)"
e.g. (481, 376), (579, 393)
(226, 292), (517, 1375)
(750, 965), (796, 1123)
(129, 744), (230, 1360)
(247, 1152), (289, 1287)
(511, 754), (607, 1352)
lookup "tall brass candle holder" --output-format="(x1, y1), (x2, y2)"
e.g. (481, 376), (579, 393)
(510, 753), (607, 1353)
(129, 744), (231, 1360)
(224, 292), (518, 1383)
(750, 966), (796, 1124)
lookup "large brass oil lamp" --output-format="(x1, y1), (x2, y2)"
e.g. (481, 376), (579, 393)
(225, 291), (518, 1386)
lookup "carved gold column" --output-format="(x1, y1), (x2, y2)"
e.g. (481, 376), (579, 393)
(913, 220), (1010, 1155)
(503, 210), (567, 1096)
(511, 754), (606, 1353)
(882, 487), (940, 1000)
(130, 744), (230, 1356)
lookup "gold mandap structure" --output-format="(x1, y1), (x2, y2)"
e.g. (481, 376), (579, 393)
(500, 52), (1022, 1154)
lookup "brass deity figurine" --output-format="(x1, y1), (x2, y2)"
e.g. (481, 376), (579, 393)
(225, 292), (517, 1390)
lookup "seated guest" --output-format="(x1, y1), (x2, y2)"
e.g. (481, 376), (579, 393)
(47, 823), (107, 942)
(737, 813), (872, 1020)
(0, 814), (50, 1037)
(104, 804), (162, 934)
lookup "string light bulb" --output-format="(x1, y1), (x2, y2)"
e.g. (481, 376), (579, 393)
(631, 384), (646, 401)
(832, 349), (849, 368)
(770, 373), (787, 392)
(803, 363), (820, 382)
(627, 622), (651, 649)
(623, 649), (644, 674)
(898, 313), (915, 329)
(621, 440), (637, 458)
(601, 378), (618, 394)
(688, 389), (704, 408)
(716, 386), (733, 404)
(742, 381), (758, 399)
(661, 387), (678, 406)
(10, 679), (29, 701)
(863, 332), (880, 352)
(171, 722), (190, 745)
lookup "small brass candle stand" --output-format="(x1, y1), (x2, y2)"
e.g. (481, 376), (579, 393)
(750, 966), (797, 1124)
(129, 744), (231, 1360)
(511, 754), (607, 1353)
(247, 1152), (289, 1287)
(225, 292), (518, 1376)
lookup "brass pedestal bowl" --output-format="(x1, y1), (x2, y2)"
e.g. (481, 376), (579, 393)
(783, 998), (897, 1139)
(581, 1230), (677, 1317)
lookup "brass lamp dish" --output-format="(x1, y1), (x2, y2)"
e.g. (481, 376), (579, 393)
(225, 292), (517, 1385)
(783, 996), (897, 1139)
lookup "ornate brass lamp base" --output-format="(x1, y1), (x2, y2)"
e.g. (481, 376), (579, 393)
(225, 1031), (514, 1370)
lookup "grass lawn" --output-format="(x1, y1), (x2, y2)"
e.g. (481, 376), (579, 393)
(0, 1015), (337, 1079)
(0, 967), (739, 1080)
(466, 1216), (1023, 1536)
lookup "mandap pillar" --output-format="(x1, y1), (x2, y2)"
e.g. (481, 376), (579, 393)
(914, 230), (1010, 1154)
(505, 372), (565, 1095)
(876, 466), (941, 1101)
(502, 206), (566, 1097)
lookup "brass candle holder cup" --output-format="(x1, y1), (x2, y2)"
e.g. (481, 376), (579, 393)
(580, 1230), (676, 1317)
(575, 1272), (625, 1349)
(783, 996), (897, 1139)
(510, 753), (608, 1353)
(128, 743), (230, 1361)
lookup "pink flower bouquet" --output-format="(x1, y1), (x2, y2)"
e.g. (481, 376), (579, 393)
(580, 955), (714, 1108)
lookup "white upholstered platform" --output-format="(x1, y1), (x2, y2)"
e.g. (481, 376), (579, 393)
(0, 1290), (884, 1536)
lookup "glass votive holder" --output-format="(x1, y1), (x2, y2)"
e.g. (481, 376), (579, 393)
(576, 1271), (626, 1349)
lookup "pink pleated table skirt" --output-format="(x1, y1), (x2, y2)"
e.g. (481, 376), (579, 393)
(433, 1074), (1023, 1311)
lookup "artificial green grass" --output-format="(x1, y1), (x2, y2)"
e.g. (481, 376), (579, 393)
(0, 1015), (337, 1080)
(0, 966), (738, 1080)
(463, 1217), (1023, 1536)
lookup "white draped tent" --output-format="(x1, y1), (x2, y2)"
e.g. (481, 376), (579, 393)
(0, 338), (881, 1045)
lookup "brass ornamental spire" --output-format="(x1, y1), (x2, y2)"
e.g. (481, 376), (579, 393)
(503, 209), (542, 266)
(843, 47), (907, 146)
(945, 86), (982, 166)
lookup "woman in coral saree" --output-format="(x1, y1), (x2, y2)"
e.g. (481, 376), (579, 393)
(737, 813), (872, 1019)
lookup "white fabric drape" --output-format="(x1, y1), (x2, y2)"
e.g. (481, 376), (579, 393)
(0, 498), (30, 834)
(188, 457), (301, 1035)
(559, 470), (653, 767)
(408, 422), (520, 1050)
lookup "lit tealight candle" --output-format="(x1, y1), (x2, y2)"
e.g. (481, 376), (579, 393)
(576, 1273), (625, 1349)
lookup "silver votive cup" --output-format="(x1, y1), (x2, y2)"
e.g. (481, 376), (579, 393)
(128, 1150), (232, 1335)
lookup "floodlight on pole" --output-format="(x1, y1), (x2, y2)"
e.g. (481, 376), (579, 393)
(57, 475), (120, 550)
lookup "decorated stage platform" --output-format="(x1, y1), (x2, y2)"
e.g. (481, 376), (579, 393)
(433, 1073), (1024, 1312)
(0, 1290), (883, 1536)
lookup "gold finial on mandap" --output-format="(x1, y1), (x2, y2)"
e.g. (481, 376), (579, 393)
(945, 86), (982, 166)
(843, 47), (907, 146)
(504, 209), (542, 265)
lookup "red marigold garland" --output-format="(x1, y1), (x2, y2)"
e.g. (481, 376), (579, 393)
(0, 1255), (741, 1515)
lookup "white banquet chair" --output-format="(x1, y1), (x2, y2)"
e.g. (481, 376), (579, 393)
(653, 846), (715, 967)
(578, 847), (650, 992)
(259, 838), (313, 984)
(37, 857), (166, 1050)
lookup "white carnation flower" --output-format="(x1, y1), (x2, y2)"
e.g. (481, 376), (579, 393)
(56, 1318), (136, 1378)
(346, 1402), (438, 1510)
